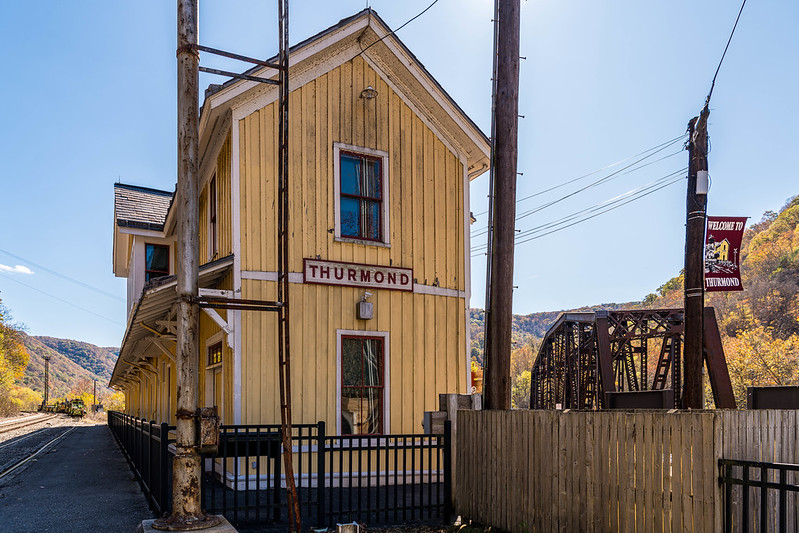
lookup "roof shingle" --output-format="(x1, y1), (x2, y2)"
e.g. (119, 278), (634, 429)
(114, 183), (174, 231)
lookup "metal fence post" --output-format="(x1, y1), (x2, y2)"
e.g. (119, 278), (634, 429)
(161, 422), (170, 514)
(443, 420), (453, 522)
(316, 421), (326, 528)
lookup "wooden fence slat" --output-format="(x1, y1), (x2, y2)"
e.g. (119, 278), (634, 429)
(585, 413), (595, 533)
(609, 412), (619, 533)
(683, 412), (695, 533)
(642, 411), (654, 533)
(700, 413), (714, 533)
(634, 412), (646, 532)
(669, 412), (681, 533)
(621, 411), (630, 533)
(652, 412), (664, 533)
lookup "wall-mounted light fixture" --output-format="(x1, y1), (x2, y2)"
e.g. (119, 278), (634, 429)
(357, 291), (373, 320)
(360, 85), (378, 100)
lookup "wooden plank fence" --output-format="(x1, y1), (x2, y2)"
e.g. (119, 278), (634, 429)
(455, 410), (798, 532)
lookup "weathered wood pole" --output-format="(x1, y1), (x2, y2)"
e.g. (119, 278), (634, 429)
(484, 0), (521, 410)
(683, 106), (709, 409)
(154, 1), (220, 529)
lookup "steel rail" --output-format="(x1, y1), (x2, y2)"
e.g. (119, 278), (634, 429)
(0, 414), (57, 435)
(0, 426), (76, 481)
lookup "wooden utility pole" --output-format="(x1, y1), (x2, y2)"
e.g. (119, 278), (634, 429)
(154, 1), (219, 529)
(484, 0), (521, 410)
(43, 356), (50, 407)
(683, 106), (709, 409)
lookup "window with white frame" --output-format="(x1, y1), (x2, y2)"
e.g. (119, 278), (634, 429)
(339, 334), (386, 435)
(145, 243), (169, 281)
(333, 143), (389, 245)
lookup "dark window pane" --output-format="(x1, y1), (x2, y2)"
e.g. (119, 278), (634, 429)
(364, 200), (381, 240)
(363, 339), (381, 386)
(340, 197), (361, 238)
(342, 338), (362, 387)
(145, 244), (169, 281)
(362, 159), (381, 199)
(340, 154), (361, 195)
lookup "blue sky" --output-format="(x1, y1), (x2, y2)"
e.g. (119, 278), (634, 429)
(0, 1), (796, 347)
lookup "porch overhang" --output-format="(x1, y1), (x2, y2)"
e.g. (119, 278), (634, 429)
(109, 254), (234, 389)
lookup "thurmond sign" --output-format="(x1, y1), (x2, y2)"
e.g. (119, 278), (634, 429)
(303, 258), (413, 292)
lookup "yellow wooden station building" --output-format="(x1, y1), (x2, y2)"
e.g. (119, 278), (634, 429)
(110, 9), (489, 439)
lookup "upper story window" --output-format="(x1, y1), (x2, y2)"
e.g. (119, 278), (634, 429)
(341, 335), (384, 435)
(334, 143), (390, 245)
(208, 174), (218, 258)
(145, 243), (169, 282)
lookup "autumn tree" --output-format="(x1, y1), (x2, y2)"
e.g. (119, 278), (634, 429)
(0, 299), (30, 416)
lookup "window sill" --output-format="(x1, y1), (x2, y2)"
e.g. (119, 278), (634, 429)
(334, 236), (391, 248)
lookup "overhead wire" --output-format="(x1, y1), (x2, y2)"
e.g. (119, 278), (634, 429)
(0, 272), (124, 326)
(511, 168), (687, 241)
(471, 167), (687, 255)
(471, 138), (686, 238)
(0, 248), (124, 302)
(472, 133), (687, 219)
(356, 0), (441, 58)
(705, 0), (747, 107)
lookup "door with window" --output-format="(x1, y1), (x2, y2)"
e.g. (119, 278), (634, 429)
(341, 335), (384, 435)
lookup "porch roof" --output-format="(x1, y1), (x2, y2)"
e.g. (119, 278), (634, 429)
(109, 254), (234, 388)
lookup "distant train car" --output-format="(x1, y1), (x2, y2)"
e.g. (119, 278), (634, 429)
(67, 399), (86, 417)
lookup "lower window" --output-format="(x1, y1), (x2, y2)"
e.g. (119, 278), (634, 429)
(341, 335), (384, 435)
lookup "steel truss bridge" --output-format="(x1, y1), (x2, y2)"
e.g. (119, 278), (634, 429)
(529, 308), (736, 409)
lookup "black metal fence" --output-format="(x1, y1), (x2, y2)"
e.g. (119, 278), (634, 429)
(108, 411), (173, 516)
(719, 459), (799, 533)
(108, 412), (451, 529)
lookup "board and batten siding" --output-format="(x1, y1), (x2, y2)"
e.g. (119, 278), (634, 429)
(200, 134), (234, 263)
(236, 55), (468, 432)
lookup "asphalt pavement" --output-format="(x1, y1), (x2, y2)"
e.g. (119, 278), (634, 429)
(0, 422), (152, 532)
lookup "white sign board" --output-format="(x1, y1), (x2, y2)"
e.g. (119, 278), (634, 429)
(303, 258), (413, 292)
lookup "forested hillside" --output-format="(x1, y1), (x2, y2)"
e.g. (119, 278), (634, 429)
(19, 334), (117, 399)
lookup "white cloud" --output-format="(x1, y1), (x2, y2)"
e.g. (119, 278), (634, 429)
(0, 264), (34, 275)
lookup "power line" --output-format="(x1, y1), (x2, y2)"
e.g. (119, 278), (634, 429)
(0, 272), (124, 326)
(0, 248), (124, 302)
(705, 0), (748, 107)
(471, 169), (687, 255)
(471, 141), (685, 238)
(511, 168), (687, 241)
(472, 134), (686, 219)
(357, 0), (441, 58)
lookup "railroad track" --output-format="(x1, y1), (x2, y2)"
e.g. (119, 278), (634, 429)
(0, 426), (77, 481)
(0, 413), (58, 435)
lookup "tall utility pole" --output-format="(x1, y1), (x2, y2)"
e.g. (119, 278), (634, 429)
(154, 1), (219, 529)
(43, 356), (50, 407)
(683, 105), (709, 409)
(483, 0), (521, 410)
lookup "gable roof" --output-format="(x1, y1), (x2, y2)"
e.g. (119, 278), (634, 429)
(199, 8), (490, 176)
(114, 183), (174, 232)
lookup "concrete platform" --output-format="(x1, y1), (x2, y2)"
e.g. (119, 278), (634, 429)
(0, 423), (152, 532)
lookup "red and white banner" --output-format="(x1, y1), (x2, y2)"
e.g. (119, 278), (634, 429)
(303, 258), (413, 292)
(704, 216), (747, 292)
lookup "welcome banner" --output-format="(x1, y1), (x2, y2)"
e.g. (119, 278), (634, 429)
(704, 216), (747, 292)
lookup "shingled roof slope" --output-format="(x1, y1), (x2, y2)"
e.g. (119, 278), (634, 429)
(114, 183), (174, 231)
